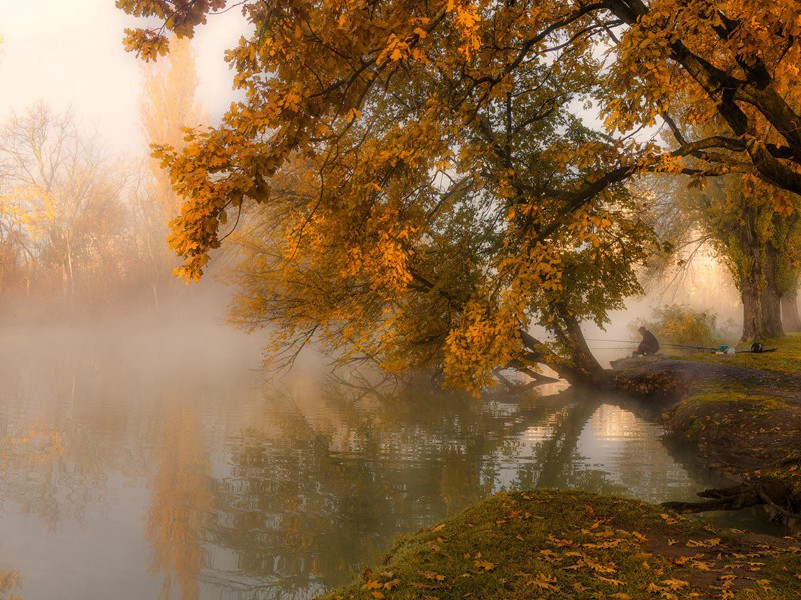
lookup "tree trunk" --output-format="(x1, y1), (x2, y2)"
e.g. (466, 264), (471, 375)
(560, 313), (608, 384)
(65, 236), (75, 298)
(763, 244), (783, 336)
(739, 211), (783, 341)
(781, 288), (801, 332)
(518, 313), (609, 388)
(741, 277), (762, 341)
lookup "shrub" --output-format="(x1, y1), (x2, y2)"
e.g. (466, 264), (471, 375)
(631, 304), (733, 348)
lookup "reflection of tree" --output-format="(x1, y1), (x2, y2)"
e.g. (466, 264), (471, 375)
(0, 568), (22, 600)
(0, 353), (132, 531)
(207, 385), (575, 597)
(528, 398), (605, 489)
(147, 402), (212, 600)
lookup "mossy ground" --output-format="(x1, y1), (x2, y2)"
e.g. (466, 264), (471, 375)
(665, 334), (801, 497)
(320, 490), (800, 600)
(677, 333), (801, 377)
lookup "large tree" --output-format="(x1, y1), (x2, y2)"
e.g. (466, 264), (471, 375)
(118, 0), (801, 387)
(676, 175), (801, 340)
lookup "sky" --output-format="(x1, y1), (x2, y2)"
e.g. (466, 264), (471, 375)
(0, 0), (247, 154)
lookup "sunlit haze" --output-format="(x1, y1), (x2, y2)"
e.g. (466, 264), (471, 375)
(0, 0), (245, 152)
(1, 4), (799, 598)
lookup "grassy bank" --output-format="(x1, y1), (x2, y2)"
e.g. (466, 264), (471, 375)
(664, 334), (801, 511)
(320, 339), (801, 599)
(320, 490), (800, 599)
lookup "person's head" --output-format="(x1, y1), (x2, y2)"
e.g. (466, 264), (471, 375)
(638, 326), (646, 334)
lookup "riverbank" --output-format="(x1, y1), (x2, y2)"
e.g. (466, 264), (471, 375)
(319, 337), (801, 599)
(320, 489), (800, 599)
(612, 334), (801, 518)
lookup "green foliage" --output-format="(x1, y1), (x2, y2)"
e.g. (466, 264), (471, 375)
(631, 304), (733, 348)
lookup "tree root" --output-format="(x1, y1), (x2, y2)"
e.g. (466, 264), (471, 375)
(662, 477), (799, 521)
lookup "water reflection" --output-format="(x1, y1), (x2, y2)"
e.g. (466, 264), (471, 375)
(0, 330), (765, 599)
(148, 402), (212, 600)
(0, 567), (22, 600)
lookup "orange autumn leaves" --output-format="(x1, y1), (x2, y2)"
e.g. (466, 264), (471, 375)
(118, 0), (801, 389)
(331, 490), (798, 599)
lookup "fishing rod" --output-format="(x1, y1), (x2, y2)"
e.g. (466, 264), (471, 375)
(586, 345), (712, 352)
(584, 338), (717, 350)
(585, 339), (777, 354)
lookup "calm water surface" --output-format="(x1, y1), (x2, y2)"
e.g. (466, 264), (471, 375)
(0, 324), (775, 599)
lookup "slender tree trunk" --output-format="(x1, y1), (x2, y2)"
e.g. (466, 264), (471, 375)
(781, 288), (801, 332)
(64, 235), (75, 298)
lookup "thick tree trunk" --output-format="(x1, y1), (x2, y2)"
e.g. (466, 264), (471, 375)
(518, 313), (609, 388)
(739, 212), (783, 341)
(560, 314), (608, 384)
(763, 244), (783, 336)
(781, 288), (801, 332)
(742, 278), (783, 340)
(741, 280), (761, 341)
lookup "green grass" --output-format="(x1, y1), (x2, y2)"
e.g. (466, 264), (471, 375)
(664, 333), (801, 498)
(319, 490), (800, 600)
(676, 332), (801, 376)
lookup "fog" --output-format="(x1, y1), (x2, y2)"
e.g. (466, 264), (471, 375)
(0, 1), (747, 377)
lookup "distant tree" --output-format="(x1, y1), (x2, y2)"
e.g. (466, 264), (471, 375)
(0, 186), (34, 294)
(0, 104), (129, 299)
(138, 36), (207, 307)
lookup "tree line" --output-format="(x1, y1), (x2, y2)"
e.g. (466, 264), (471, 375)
(0, 38), (205, 314)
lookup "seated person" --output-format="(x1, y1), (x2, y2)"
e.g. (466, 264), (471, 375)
(633, 326), (660, 356)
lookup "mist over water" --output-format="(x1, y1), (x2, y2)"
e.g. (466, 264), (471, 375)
(0, 284), (777, 600)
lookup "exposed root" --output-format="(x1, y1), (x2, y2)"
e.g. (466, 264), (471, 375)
(662, 477), (800, 522)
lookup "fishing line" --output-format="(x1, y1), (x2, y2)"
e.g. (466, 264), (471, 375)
(583, 337), (719, 350)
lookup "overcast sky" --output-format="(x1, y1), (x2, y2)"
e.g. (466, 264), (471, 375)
(0, 0), (246, 154)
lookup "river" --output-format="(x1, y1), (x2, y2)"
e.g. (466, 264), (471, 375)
(0, 322), (780, 599)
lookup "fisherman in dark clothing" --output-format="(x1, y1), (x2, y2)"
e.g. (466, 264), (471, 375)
(633, 326), (660, 356)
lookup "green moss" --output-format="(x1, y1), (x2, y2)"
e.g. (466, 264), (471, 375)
(319, 490), (799, 600)
(677, 391), (788, 415)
